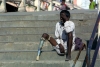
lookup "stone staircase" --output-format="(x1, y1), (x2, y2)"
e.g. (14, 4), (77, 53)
(0, 10), (99, 67)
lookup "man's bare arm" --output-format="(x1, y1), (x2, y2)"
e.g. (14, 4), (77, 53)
(67, 32), (73, 57)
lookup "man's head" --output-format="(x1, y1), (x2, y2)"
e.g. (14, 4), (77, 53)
(62, 0), (65, 2)
(61, 0), (65, 5)
(60, 10), (70, 23)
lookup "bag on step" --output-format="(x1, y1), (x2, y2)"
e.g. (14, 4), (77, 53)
(74, 37), (83, 50)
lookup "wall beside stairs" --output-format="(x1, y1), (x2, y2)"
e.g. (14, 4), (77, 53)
(0, 10), (99, 67)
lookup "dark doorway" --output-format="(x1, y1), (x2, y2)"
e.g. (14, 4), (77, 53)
(6, 2), (18, 12)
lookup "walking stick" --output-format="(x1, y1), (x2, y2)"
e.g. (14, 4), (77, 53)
(72, 43), (86, 67)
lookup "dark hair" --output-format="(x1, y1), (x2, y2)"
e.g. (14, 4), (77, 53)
(62, 0), (65, 2)
(60, 10), (70, 18)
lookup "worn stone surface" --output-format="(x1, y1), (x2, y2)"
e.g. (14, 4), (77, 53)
(0, 10), (99, 67)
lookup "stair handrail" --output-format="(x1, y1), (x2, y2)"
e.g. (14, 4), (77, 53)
(90, 14), (100, 67)
(90, 36), (100, 67)
(82, 12), (100, 67)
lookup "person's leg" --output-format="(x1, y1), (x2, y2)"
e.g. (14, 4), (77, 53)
(42, 33), (57, 46)
(42, 33), (65, 54)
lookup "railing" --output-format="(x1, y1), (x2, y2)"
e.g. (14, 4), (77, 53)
(82, 12), (100, 67)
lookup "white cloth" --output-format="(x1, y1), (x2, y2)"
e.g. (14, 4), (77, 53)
(55, 21), (76, 52)
(60, 5), (67, 10)
(81, 0), (90, 9)
(76, 0), (90, 9)
(53, 45), (64, 54)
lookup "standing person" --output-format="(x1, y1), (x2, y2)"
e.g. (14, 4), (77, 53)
(89, 0), (96, 9)
(60, 0), (70, 10)
(40, 0), (49, 11)
(38, 10), (86, 61)
(53, 0), (70, 11)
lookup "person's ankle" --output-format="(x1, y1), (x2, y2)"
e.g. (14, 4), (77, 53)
(65, 55), (71, 61)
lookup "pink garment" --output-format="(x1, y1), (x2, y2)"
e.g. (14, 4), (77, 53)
(53, 5), (66, 11)
(53, 5), (60, 11)
(73, 0), (77, 6)
(60, 5), (66, 10)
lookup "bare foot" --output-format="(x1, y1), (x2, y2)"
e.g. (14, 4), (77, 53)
(65, 53), (71, 61)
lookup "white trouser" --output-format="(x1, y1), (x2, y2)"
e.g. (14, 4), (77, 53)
(53, 39), (75, 55)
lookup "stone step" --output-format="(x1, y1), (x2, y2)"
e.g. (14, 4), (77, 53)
(0, 11), (97, 21)
(0, 14), (96, 21)
(0, 9), (98, 14)
(0, 26), (95, 35)
(70, 12), (98, 20)
(0, 10), (98, 67)
(0, 37), (97, 50)
(0, 20), (95, 37)
(0, 33), (93, 42)
(0, 60), (99, 67)
(0, 34), (54, 42)
(0, 50), (99, 67)
(0, 20), (57, 27)
(0, 19), (96, 27)
(74, 19), (96, 27)
(0, 50), (98, 61)
(0, 42), (52, 50)
(0, 27), (55, 35)
(0, 60), (83, 67)
(0, 10), (97, 15)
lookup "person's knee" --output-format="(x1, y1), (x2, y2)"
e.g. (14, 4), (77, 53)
(42, 33), (49, 40)
(53, 45), (65, 56)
